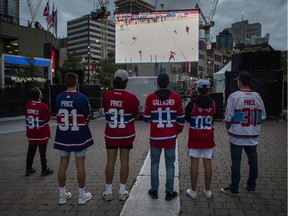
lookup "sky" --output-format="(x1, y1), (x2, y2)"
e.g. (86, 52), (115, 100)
(19, 0), (287, 51)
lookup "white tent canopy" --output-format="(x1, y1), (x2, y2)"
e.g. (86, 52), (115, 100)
(213, 61), (231, 93)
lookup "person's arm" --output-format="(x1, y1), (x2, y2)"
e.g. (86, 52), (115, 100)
(133, 96), (140, 119)
(224, 95), (235, 129)
(43, 103), (51, 122)
(258, 94), (266, 122)
(176, 95), (185, 134)
(185, 101), (194, 122)
(143, 96), (151, 123)
(82, 96), (92, 124)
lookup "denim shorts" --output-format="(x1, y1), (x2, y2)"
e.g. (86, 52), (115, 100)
(59, 148), (87, 157)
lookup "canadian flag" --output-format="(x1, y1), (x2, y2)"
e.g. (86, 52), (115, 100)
(43, 1), (49, 16)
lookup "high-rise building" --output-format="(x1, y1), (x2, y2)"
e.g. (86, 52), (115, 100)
(114, 0), (156, 13)
(0, 0), (19, 24)
(216, 29), (234, 51)
(227, 20), (261, 47)
(67, 15), (115, 82)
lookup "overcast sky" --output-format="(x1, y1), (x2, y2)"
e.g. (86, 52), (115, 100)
(19, 0), (287, 51)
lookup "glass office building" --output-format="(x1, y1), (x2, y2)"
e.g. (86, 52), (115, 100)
(0, 0), (19, 24)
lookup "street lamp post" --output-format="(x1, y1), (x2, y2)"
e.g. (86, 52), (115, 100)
(87, 15), (90, 84)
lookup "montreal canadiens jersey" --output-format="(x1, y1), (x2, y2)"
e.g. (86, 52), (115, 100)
(143, 91), (185, 148)
(187, 100), (216, 149)
(54, 91), (94, 151)
(103, 89), (139, 146)
(26, 100), (51, 145)
(225, 90), (266, 146)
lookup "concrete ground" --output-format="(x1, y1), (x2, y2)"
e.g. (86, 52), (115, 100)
(0, 116), (286, 216)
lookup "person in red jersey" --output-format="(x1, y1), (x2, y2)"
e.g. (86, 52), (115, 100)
(185, 79), (216, 199)
(25, 87), (53, 177)
(102, 69), (140, 201)
(143, 72), (185, 201)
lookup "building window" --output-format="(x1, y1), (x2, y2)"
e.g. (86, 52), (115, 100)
(4, 40), (19, 55)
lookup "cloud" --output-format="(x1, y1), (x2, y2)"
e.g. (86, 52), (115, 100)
(20, 0), (287, 50)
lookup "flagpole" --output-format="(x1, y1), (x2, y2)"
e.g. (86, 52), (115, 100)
(53, 1), (55, 36)
(55, 7), (58, 38)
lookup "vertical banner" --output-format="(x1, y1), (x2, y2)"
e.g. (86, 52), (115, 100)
(51, 49), (55, 78)
(92, 60), (96, 74)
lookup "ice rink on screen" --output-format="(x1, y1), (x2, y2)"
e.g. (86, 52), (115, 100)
(115, 10), (199, 63)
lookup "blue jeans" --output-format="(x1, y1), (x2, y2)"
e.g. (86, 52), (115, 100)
(150, 146), (175, 193)
(230, 143), (258, 192)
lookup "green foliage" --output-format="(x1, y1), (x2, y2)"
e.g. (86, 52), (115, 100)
(62, 52), (83, 71)
(94, 59), (117, 87)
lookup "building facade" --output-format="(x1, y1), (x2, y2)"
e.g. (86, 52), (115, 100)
(67, 15), (115, 82)
(114, 0), (156, 13)
(227, 20), (262, 47)
(216, 29), (234, 50)
(0, 0), (19, 24)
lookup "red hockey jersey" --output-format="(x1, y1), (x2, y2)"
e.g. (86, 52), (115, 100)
(26, 100), (51, 145)
(143, 91), (185, 148)
(103, 89), (139, 146)
(187, 101), (216, 149)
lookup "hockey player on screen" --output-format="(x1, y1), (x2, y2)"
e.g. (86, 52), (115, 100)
(186, 26), (190, 34)
(168, 51), (176, 62)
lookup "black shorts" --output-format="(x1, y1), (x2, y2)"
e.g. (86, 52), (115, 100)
(106, 143), (133, 149)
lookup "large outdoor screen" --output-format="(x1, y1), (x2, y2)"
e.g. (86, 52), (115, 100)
(115, 9), (199, 64)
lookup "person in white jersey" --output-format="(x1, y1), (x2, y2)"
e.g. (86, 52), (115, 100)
(221, 71), (266, 196)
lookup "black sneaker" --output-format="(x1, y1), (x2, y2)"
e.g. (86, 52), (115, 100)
(245, 184), (256, 193)
(165, 191), (177, 201)
(25, 168), (36, 176)
(41, 168), (54, 177)
(220, 187), (239, 196)
(148, 189), (158, 199)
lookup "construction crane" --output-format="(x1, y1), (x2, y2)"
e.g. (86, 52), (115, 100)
(91, 0), (111, 19)
(195, 0), (218, 47)
(90, 0), (111, 60)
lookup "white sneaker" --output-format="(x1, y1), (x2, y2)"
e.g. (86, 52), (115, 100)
(203, 189), (212, 199)
(78, 192), (92, 205)
(186, 189), (197, 199)
(59, 192), (72, 205)
(102, 191), (113, 201)
(118, 191), (129, 201)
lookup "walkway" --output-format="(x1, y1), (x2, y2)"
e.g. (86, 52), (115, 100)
(0, 117), (286, 216)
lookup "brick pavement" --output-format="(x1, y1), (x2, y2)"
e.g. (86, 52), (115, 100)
(178, 120), (287, 216)
(0, 118), (287, 216)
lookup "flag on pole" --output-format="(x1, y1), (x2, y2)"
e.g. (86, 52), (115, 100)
(48, 2), (54, 30)
(46, 14), (53, 27)
(43, 0), (49, 16)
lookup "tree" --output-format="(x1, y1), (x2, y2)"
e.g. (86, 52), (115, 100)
(62, 52), (83, 71)
(94, 59), (117, 87)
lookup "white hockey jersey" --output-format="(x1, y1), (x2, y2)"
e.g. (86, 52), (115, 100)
(225, 90), (266, 146)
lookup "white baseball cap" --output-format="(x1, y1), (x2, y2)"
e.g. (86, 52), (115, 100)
(114, 69), (129, 81)
(197, 79), (210, 89)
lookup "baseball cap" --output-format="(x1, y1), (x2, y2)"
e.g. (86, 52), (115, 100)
(235, 71), (252, 82)
(157, 73), (169, 88)
(197, 79), (210, 89)
(114, 69), (129, 81)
